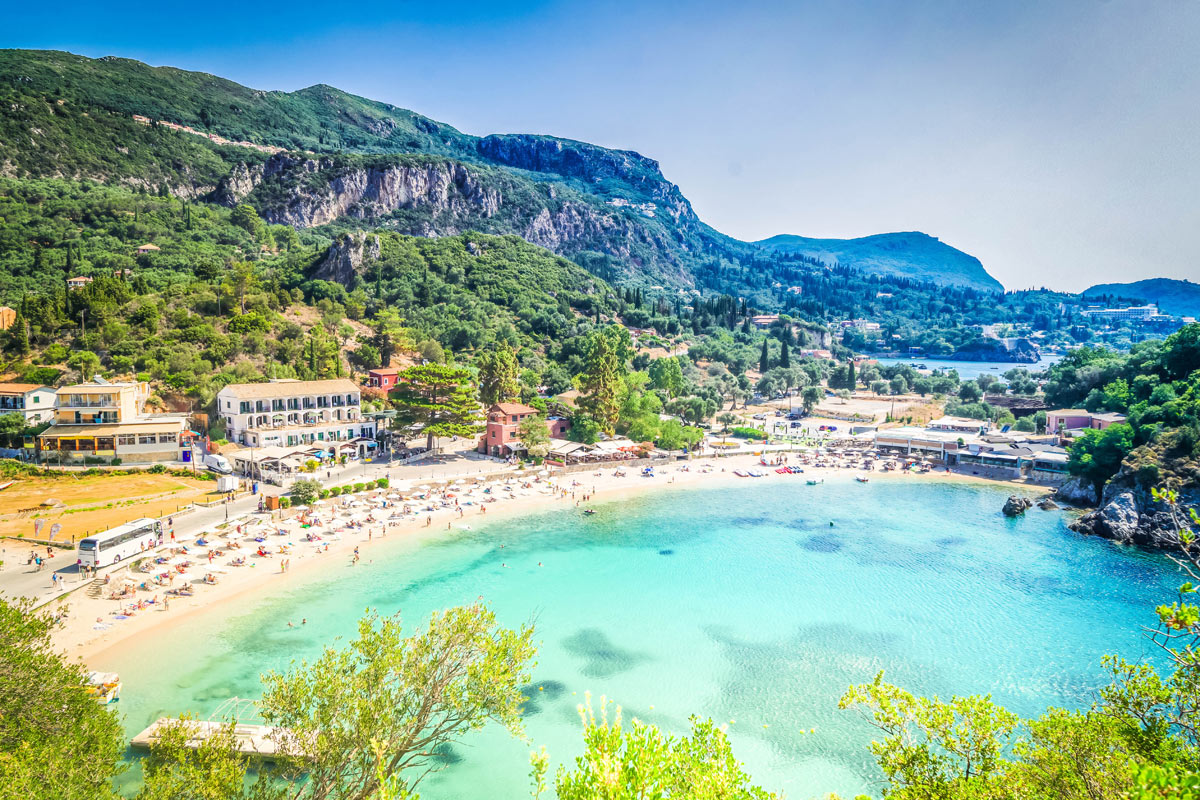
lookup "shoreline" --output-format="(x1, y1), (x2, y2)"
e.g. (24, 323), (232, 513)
(56, 455), (1040, 667)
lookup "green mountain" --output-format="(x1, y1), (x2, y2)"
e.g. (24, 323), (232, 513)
(752, 232), (1002, 292)
(0, 48), (1002, 296)
(1082, 278), (1200, 317)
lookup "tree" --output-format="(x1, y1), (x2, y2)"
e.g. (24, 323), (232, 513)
(229, 204), (263, 237)
(716, 411), (738, 445)
(0, 413), (26, 439)
(1067, 423), (1135, 498)
(6, 313), (29, 356)
(391, 364), (483, 450)
(848, 358), (856, 389)
(67, 349), (101, 381)
(577, 332), (623, 434)
(957, 381), (982, 402)
(134, 718), (253, 800)
(478, 344), (520, 406)
(890, 375), (909, 396)
(759, 338), (769, 374)
(836, 389), (851, 404)
(648, 357), (685, 397)
(0, 597), (125, 800)
(840, 671), (1020, 798)
(801, 386), (824, 413)
(779, 339), (790, 368)
(542, 696), (777, 800)
(518, 413), (552, 459)
(260, 604), (535, 800)
(290, 478), (323, 506)
(870, 379), (888, 397)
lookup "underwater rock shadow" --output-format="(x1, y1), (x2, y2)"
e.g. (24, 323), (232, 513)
(562, 628), (651, 679)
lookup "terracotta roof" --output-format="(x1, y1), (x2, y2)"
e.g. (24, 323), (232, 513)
(136, 243), (161, 251)
(490, 402), (538, 415)
(218, 379), (360, 400)
(0, 383), (50, 394)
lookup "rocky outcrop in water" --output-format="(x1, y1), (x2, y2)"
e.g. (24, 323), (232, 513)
(1003, 496), (1034, 516)
(1068, 433), (1199, 549)
(1054, 475), (1098, 507)
(953, 337), (1041, 363)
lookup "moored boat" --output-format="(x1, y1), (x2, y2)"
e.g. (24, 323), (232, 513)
(85, 671), (121, 705)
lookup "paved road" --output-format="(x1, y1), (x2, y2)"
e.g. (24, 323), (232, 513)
(0, 444), (515, 605)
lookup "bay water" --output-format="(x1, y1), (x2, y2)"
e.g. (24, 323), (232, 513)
(102, 477), (1175, 798)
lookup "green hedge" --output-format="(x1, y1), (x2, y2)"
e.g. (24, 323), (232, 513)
(730, 426), (768, 441)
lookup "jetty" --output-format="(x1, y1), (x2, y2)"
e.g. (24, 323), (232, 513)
(130, 718), (295, 760)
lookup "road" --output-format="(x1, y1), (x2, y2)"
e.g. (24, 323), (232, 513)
(0, 441), (516, 605)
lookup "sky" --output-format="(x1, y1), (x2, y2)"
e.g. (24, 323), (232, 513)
(4, 0), (1198, 291)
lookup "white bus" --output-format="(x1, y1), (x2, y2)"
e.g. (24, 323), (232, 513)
(77, 518), (162, 567)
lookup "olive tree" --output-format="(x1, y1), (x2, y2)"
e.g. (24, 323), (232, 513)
(260, 604), (536, 800)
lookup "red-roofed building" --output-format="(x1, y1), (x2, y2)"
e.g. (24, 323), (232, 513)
(367, 368), (400, 391)
(477, 402), (569, 457)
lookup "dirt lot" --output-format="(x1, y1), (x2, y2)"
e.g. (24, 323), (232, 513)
(0, 472), (220, 545)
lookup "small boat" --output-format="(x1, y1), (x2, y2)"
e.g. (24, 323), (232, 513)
(733, 469), (749, 477)
(806, 479), (823, 485)
(583, 509), (597, 516)
(85, 671), (121, 705)
(0, 480), (13, 492)
(856, 476), (870, 483)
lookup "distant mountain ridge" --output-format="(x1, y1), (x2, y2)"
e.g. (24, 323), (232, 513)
(1082, 278), (1200, 317)
(0, 48), (1002, 295)
(753, 232), (1002, 292)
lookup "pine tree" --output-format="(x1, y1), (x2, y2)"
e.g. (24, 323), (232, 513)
(478, 343), (521, 405)
(392, 364), (483, 450)
(578, 332), (622, 434)
(759, 338), (770, 373)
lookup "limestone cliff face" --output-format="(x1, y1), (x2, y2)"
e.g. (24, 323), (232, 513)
(216, 152), (697, 285)
(476, 133), (693, 218)
(235, 155), (503, 230)
(314, 232), (382, 284)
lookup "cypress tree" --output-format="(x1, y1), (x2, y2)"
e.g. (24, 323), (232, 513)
(780, 340), (790, 368)
(848, 359), (857, 389)
(759, 338), (769, 373)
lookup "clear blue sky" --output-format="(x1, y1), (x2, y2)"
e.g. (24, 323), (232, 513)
(4, 0), (1198, 291)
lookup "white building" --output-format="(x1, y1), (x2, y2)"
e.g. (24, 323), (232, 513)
(1080, 304), (1159, 322)
(0, 383), (57, 424)
(216, 379), (376, 455)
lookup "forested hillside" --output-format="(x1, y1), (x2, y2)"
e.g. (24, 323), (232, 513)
(0, 48), (1002, 296)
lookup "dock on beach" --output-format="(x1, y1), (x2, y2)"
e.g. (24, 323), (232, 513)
(130, 718), (292, 759)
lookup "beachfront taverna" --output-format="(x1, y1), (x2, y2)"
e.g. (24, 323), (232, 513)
(216, 379), (376, 453)
(37, 380), (189, 463)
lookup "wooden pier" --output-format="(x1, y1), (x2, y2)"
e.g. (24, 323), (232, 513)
(130, 718), (291, 759)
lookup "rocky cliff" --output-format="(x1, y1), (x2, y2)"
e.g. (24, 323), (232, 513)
(220, 153), (697, 285)
(1069, 433), (1200, 549)
(952, 337), (1041, 363)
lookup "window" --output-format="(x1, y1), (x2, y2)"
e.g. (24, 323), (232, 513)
(239, 401), (252, 414)
(118, 435), (136, 446)
(159, 433), (177, 444)
(138, 435), (156, 445)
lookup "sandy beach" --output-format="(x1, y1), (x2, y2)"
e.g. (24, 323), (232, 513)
(50, 451), (1034, 667)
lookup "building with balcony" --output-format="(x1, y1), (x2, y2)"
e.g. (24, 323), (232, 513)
(0, 383), (56, 425)
(216, 379), (376, 455)
(37, 380), (189, 463)
(476, 402), (569, 457)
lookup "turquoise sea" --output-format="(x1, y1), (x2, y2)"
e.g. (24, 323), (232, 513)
(102, 478), (1175, 799)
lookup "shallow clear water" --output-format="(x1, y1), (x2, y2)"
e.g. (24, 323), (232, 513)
(102, 478), (1174, 799)
(870, 354), (1062, 379)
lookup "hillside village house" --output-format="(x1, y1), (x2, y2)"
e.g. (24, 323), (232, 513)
(0, 306), (14, 330)
(216, 379), (377, 456)
(37, 380), (189, 463)
(1046, 409), (1128, 436)
(0, 384), (57, 425)
(135, 243), (161, 254)
(477, 403), (569, 457)
(66, 276), (93, 290)
(367, 368), (399, 391)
